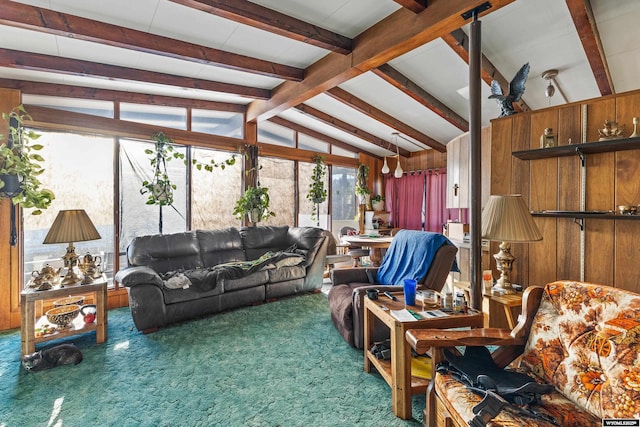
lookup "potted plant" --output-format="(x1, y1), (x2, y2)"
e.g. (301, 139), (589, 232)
(233, 185), (275, 225)
(355, 163), (371, 209)
(371, 194), (385, 211)
(306, 155), (327, 226)
(0, 105), (54, 215)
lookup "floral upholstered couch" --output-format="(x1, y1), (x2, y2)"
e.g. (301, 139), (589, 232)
(434, 280), (640, 427)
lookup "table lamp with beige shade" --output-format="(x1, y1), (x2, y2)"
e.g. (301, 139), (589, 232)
(481, 195), (542, 295)
(43, 209), (101, 286)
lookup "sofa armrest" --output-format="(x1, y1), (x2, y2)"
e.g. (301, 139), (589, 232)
(331, 267), (378, 286)
(115, 266), (163, 288)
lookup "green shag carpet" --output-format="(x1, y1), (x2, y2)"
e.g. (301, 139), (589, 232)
(0, 293), (424, 426)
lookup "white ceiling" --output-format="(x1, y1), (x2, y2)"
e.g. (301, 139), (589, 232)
(1, 0), (639, 158)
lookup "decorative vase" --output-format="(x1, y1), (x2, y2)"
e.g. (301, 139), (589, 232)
(0, 174), (23, 198)
(248, 208), (261, 225)
(372, 201), (385, 211)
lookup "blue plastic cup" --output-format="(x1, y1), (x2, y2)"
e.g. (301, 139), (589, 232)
(403, 279), (417, 306)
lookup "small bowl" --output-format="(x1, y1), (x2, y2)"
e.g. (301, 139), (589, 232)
(618, 205), (637, 215)
(46, 304), (81, 328)
(53, 296), (85, 307)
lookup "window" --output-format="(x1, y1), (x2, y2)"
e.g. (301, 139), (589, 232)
(191, 147), (242, 230)
(331, 166), (357, 235)
(119, 139), (187, 263)
(298, 134), (329, 153)
(191, 109), (243, 138)
(258, 121), (295, 147)
(298, 161), (328, 228)
(120, 104), (187, 130)
(22, 131), (115, 287)
(258, 157), (295, 226)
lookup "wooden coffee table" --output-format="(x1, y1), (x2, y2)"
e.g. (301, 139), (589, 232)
(363, 292), (484, 419)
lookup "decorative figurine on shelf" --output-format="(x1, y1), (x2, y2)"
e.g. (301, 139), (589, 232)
(540, 128), (556, 148)
(598, 120), (625, 140)
(489, 63), (530, 117)
(630, 117), (639, 138)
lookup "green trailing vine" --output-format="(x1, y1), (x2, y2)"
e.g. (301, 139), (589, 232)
(355, 163), (370, 196)
(140, 131), (236, 233)
(0, 105), (55, 215)
(306, 155), (327, 224)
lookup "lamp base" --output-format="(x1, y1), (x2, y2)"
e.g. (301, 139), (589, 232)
(60, 242), (80, 286)
(492, 241), (517, 295)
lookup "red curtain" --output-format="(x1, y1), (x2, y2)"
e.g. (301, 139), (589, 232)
(385, 168), (455, 232)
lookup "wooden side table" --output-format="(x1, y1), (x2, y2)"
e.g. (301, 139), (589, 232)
(483, 291), (523, 329)
(363, 293), (484, 419)
(20, 279), (108, 357)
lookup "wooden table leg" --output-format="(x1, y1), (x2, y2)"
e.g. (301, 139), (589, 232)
(391, 322), (412, 419)
(425, 348), (442, 427)
(364, 302), (372, 373)
(95, 284), (108, 344)
(369, 248), (383, 267)
(20, 294), (35, 357)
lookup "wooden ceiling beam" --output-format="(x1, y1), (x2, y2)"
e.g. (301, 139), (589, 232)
(393, 0), (429, 14)
(0, 0), (303, 81)
(372, 64), (469, 132)
(24, 105), (244, 153)
(0, 48), (270, 100)
(295, 104), (411, 157)
(169, 0), (352, 54)
(268, 116), (366, 156)
(565, 0), (614, 96)
(442, 29), (530, 112)
(325, 86), (445, 151)
(0, 79), (247, 113)
(246, 0), (516, 123)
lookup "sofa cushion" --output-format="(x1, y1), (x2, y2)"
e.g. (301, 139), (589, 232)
(222, 270), (269, 292)
(268, 265), (305, 283)
(127, 231), (203, 273)
(240, 225), (290, 260)
(287, 227), (326, 267)
(434, 371), (600, 426)
(197, 228), (246, 267)
(162, 283), (223, 305)
(521, 280), (640, 420)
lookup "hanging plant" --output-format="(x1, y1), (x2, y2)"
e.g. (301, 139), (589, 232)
(355, 163), (370, 196)
(0, 105), (55, 215)
(140, 131), (236, 233)
(140, 131), (236, 206)
(232, 185), (275, 224)
(306, 155), (327, 224)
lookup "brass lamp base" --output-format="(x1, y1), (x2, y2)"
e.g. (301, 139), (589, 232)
(60, 242), (81, 286)
(492, 241), (517, 295)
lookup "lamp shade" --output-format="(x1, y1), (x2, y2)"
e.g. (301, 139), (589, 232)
(43, 209), (101, 244)
(481, 195), (542, 242)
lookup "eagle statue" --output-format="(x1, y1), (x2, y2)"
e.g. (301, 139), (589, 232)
(489, 62), (530, 117)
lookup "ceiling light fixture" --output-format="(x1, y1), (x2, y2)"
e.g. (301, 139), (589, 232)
(542, 69), (557, 99)
(381, 156), (390, 174)
(392, 132), (404, 178)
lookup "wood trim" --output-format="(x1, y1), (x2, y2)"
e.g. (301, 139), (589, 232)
(246, 0), (516, 122)
(295, 104), (411, 157)
(442, 29), (530, 113)
(372, 64), (469, 133)
(326, 86), (444, 151)
(0, 79), (247, 113)
(0, 0), (303, 82)
(0, 48), (271, 100)
(169, 0), (352, 54)
(393, 0), (429, 14)
(564, 0), (614, 96)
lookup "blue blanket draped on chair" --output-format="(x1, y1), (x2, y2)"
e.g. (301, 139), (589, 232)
(375, 230), (459, 285)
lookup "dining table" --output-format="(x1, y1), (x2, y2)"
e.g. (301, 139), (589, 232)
(341, 234), (394, 267)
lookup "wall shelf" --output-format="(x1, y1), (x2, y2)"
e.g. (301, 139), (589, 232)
(512, 136), (640, 160)
(531, 211), (640, 220)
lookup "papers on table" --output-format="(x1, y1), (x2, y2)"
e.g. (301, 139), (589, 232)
(390, 308), (451, 321)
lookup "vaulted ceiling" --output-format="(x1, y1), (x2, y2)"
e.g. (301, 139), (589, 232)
(1, 0), (639, 159)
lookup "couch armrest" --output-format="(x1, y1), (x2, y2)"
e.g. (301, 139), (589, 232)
(115, 266), (163, 288)
(331, 267), (378, 286)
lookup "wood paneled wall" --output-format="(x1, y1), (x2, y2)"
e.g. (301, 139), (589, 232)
(491, 88), (640, 292)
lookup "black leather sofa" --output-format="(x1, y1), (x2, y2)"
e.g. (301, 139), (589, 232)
(115, 225), (328, 332)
